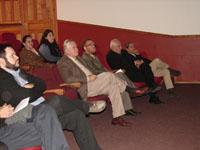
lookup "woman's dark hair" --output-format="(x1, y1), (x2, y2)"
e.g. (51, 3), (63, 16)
(40, 29), (61, 57)
(40, 29), (56, 46)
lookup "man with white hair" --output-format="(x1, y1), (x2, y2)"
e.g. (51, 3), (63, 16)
(57, 39), (137, 127)
(107, 39), (163, 104)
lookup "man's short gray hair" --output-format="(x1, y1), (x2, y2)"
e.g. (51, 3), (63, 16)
(110, 38), (120, 49)
(63, 39), (74, 51)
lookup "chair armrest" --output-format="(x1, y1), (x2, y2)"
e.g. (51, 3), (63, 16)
(43, 89), (64, 95)
(59, 82), (81, 89)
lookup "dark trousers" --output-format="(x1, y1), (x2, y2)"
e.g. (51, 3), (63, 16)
(126, 63), (156, 88)
(140, 63), (157, 88)
(0, 104), (69, 150)
(45, 95), (101, 150)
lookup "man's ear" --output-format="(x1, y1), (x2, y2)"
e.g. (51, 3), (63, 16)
(83, 46), (87, 51)
(0, 58), (6, 68)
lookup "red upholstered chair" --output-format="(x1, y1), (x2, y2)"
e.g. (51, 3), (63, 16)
(29, 65), (78, 100)
(1, 32), (22, 56)
(133, 77), (163, 88)
(32, 39), (39, 50)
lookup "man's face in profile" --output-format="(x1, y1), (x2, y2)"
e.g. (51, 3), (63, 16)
(3, 47), (20, 70)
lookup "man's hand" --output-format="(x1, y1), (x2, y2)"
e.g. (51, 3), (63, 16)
(0, 104), (14, 118)
(134, 60), (144, 68)
(24, 83), (34, 89)
(88, 75), (97, 81)
(43, 89), (64, 95)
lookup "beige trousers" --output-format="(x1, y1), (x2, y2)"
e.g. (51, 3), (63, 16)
(87, 72), (133, 118)
(115, 72), (135, 88)
(150, 58), (174, 89)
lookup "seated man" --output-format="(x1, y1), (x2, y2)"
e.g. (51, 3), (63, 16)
(57, 39), (137, 127)
(0, 44), (102, 150)
(82, 39), (136, 90)
(125, 42), (181, 97)
(0, 103), (69, 149)
(107, 39), (163, 104)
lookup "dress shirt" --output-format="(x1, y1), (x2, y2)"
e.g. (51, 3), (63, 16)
(2, 68), (45, 106)
(68, 56), (92, 81)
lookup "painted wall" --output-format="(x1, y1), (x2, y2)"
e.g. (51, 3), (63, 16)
(57, 20), (200, 82)
(57, 0), (200, 35)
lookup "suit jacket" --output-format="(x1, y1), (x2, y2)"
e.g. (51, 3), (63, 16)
(82, 52), (105, 75)
(107, 50), (148, 82)
(127, 52), (152, 64)
(0, 68), (46, 127)
(0, 68), (46, 106)
(57, 55), (95, 100)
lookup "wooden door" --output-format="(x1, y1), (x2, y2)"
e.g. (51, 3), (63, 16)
(0, 0), (57, 42)
(23, 0), (57, 41)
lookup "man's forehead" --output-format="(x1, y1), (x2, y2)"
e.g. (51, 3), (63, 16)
(26, 38), (33, 42)
(5, 47), (15, 55)
(87, 40), (94, 43)
(129, 43), (134, 47)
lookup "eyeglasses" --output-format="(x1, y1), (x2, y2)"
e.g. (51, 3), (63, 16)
(86, 43), (96, 47)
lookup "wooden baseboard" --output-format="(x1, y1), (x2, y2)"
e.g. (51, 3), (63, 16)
(176, 81), (200, 84)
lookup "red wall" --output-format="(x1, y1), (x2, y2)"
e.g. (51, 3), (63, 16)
(57, 20), (200, 82)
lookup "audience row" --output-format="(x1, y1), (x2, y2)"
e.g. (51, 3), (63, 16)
(0, 29), (181, 149)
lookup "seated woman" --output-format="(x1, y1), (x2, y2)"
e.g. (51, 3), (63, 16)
(38, 29), (62, 63)
(20, 35), (53, 69)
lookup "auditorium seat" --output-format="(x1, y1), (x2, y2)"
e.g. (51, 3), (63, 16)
(32, 39), (39, 50)
(1, 32), (22, 56)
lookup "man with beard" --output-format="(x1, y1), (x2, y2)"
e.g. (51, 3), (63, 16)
(0, 44), (103, 150)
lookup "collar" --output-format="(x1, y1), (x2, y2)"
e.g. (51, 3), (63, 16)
(67, 56), (78, 61)
(2, 67), (20, 75)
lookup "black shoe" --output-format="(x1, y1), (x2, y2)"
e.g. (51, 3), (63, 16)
(149, 95), (164, 104)
(169, 68), (181, 77)
(149, 86), (162, 93)
(149, 99), (164, 104)
(167, 89), (178, 98)
(125, 86), (135, 94)
(125, 109), (141, 116)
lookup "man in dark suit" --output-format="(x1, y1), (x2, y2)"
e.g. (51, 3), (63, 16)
(0, 44), (101, 150)
(125, 42), (181, 97)
(107, 39), (163, 104)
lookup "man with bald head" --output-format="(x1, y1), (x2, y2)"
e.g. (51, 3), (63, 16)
(107, 39), (162, 104)
(57, 39), (137, 127)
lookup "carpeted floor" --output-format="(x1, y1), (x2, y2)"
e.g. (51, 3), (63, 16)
(64, 84), (200, 150)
